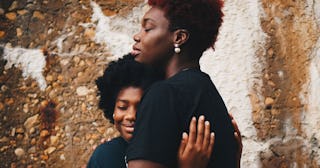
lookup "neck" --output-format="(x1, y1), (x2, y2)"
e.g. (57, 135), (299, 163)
(164, 54), (200, 78)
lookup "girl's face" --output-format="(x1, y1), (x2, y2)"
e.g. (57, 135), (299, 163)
(131, 7), (174, 67)
(113, 86), (143, 141)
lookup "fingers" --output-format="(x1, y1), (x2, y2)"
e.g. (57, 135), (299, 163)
(195, 115), (205, 147)
(229, 112), (243, 164)
(232, 120), (241, 140)
(207, 132), (215, 158)
(202, 120), (211, 150)
(188, 117), (197, 144)
(178, 132), (188, 156)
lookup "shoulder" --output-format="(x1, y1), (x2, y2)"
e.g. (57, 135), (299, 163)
(87, 137), (127, 167)
(143, 81), (175, 98)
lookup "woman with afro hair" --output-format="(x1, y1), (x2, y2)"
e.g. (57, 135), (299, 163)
(127, 0), (241, 167)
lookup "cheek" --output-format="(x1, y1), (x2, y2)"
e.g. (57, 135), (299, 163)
(142, 33), (172, 61)
(113, 110), (123, 126)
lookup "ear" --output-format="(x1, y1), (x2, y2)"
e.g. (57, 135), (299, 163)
(173, 29), (189, 46)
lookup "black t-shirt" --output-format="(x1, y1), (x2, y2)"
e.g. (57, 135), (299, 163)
(87, 137), (128, 168)
(127, 68), (237, 168)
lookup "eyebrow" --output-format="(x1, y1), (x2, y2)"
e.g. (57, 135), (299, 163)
(116, 99), (129, 103)
(142, 18), (156, 25)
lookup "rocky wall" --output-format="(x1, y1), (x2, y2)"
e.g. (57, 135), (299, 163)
(0, 0), (319, 167)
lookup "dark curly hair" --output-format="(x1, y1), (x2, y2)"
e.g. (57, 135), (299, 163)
(148, 0), (224, 59)
(96, 54), (161, 123)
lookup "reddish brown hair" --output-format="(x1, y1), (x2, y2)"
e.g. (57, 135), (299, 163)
(148, 0), (224, 59)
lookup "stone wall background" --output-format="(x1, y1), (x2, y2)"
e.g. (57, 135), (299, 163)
(0, 0), (319, 167)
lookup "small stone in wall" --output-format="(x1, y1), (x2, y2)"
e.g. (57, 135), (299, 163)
(17, 9), (28, 16)
(0, 102), (4, 111)
(24, 114), (39, 130)
(40, 130), (50, 138)
(76, 86), (90, 96)
(16, 28), (23, 37)
(265, 97), (275, 106)
(44, 147), (56, 155)
(33, 11), (45, 20)
(0, 136), (9, 143)
(14, 148), (25, 158)
(5, 98), (14, 106)
(8, 1), (18, 11)
(50, 136), (58, 145)
(0, 31), (5, 38)
(60, 154), (66, 161)
(16, 128), (24, 134)
(5, 12), (17, 20)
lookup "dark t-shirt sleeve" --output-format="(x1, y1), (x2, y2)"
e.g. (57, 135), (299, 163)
(87, 137), (127, 168)
(126, 82), (181, 168)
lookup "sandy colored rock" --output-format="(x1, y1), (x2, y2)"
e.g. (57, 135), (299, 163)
(0, 136), (9, 143)
(73, 137), (81, 143)
(11, 128), (16, 137)
(0, 31), (5, 38)
(9, 1), (18, 11)
(40, 154), (49, 161)
(45, 147), (56, 155)
(24, 114), (39, 130)
(29, 127), (35, 134)
(96, 127), (106, 134)
(84, 28), (96, 39)
(16, 28), (23, 37)
(50, 136), (58, 145)
(40, 130), (49, 138)
(0, 102), (4, 111)
(23, 104), (29, 113)
(60, 154), (66, 160)
(76, 86), (90, 96)
(46, 75), (53, 82)
(57, 75), (64, 81)
(5, 12), (17, 20)
(33, 11), (45, 20)
(5, 98), (14, 105)
(14, 148), (25, 157)
(17, 10), (28, 15)
(103, 9), (117, 16)
(265, 97), (275, 106)
(30, 138), (36, 145)
(16, 128), (24, 134)
(28, 146), (36, 154)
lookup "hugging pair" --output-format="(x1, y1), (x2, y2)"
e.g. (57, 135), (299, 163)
(89, 0), (241, 167)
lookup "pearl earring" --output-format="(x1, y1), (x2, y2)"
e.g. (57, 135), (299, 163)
(174, 44), (181, 54)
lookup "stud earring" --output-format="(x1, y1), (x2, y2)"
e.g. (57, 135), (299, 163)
(174, 44), (181, 54)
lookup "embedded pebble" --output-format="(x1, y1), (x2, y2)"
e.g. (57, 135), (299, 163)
(15, 148), (25, 157)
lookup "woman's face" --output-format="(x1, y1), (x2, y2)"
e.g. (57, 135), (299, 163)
(131, 7), (174, 66)
(113, 86), (143, 141)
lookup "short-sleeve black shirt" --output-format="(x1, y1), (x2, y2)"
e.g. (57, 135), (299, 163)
(87, 137), (128, 168)
(127, 68), (237, 168)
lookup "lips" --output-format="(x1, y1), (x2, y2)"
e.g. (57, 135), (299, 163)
(131, 45), (141, 57)
(121, 123), (135, 133)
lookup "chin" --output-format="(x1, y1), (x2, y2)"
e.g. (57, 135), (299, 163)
(134, 55), (143, 63)
(123, 135), (132, 142)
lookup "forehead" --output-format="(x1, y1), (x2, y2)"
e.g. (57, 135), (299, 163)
(117, 87), (143, 100)
(143, 7), (169, 25)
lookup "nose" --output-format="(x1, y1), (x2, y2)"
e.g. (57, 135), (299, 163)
(133, 32), (141, 42)
(125, 107), (136, 122)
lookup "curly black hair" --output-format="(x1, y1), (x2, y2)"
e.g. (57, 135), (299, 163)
(96, 54), (161, 123)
